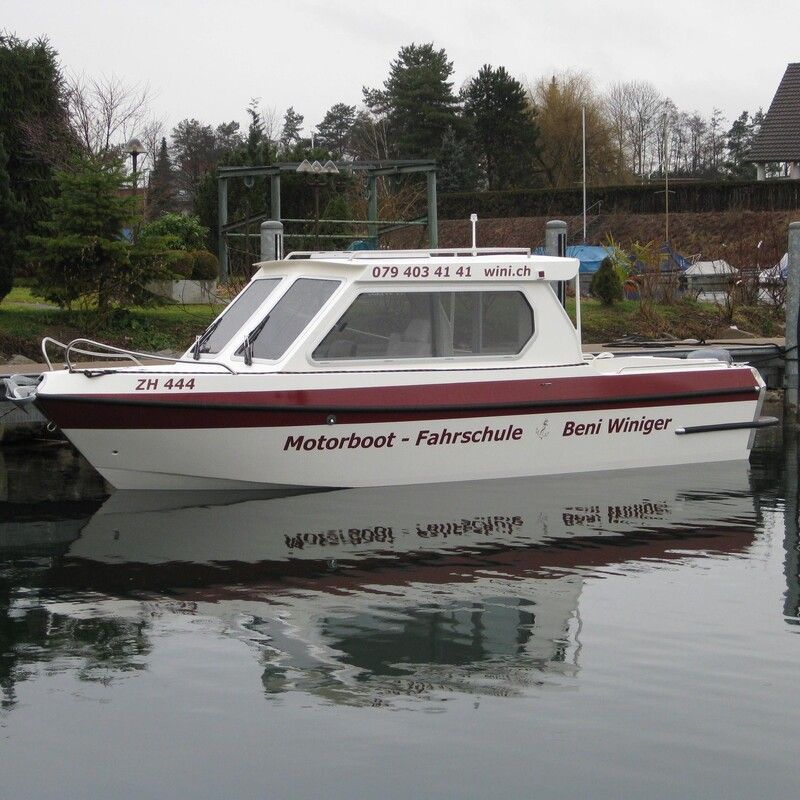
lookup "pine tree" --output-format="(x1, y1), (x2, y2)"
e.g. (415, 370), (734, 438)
(725, 111), (756, 179)
(280, 107), (304, 150)
(437, 126), (481, 193)
(463, 65), (539, 189)
(146, 138), (175, 219)
(29, 155), (168, 320)
(364, 43), (460, 158)
(315, 103), (357, 159)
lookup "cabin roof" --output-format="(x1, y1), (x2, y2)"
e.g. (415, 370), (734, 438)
(750, 62), (800, 162)
(254, 248), (581, 282)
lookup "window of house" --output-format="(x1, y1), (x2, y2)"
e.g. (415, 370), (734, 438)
(313, 291), (534, 360)
(237, 278), (340, 361)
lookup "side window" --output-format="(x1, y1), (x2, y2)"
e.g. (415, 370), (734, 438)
(313, 291), (534, 360)
(238, 278), (339, 361)
(198, 278), (281, 354)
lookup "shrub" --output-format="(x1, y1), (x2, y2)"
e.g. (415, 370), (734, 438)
(140, 213), (209, 251)
(190, 250), (219, 280)
(590, 257), (623, 305)
(168, 250), (194, 278)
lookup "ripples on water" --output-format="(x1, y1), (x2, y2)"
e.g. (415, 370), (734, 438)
(1, 412), (798, 799)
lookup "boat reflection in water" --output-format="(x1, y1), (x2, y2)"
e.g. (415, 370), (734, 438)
(0, 460), (749, 706)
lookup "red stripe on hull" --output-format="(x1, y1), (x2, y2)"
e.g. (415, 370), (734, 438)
(37, 370), (759, 430)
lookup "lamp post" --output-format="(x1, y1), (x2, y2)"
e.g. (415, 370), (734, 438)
(126, 138), (146, 238)
(296, 159), (339, 250)
(126, 138), (146, 191)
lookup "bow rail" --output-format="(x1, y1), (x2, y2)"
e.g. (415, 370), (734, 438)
(41, 337), (237, 374)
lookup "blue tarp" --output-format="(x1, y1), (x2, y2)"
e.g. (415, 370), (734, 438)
(531, 244), (613, 273)
(534, 243), (692, 274)
(565, 245), (614, 274)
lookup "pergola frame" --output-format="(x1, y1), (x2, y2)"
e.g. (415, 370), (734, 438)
(216, 159), (438, 279)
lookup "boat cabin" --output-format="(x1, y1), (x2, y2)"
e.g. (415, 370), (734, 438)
(191, 248), (583, 371)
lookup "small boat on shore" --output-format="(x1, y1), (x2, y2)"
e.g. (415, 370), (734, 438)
(4, 247), (776, 490)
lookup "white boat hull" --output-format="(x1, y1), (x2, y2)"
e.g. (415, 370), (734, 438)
(61, 399), (760, 490)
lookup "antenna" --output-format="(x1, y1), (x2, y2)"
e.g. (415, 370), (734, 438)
(470, 213), (478, 254)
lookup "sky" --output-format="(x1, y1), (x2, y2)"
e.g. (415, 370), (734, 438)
(4, 0), (799, 138)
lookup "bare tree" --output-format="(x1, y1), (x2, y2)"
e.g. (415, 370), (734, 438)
(350, 110), (391, 161)
(654, 98), (678, 173)
(138, 116), (167, 176)
(686, 113), (707, 173)
(67, 73), (153, 156)
(605, 82), (632, 176)
(612, 80), (664, 176)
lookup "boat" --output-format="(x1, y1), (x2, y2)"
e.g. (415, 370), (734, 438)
(3, 246), (776, 490)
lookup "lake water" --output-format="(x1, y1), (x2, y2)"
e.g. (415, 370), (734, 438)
(1, 410), (798, 799)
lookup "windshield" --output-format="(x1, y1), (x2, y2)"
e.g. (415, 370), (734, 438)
(197, 278), (281, 354)
(237, 278), (340, 361)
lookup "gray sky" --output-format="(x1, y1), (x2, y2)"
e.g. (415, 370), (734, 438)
(5, 0), (799, 137)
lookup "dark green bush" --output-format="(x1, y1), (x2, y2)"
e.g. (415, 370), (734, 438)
(190, 250), (219, 280)
(438, 179), (800, 220)
(590, 257), (623, 306)
(140, 213), (209, 251)
(168, 250), (194, 278)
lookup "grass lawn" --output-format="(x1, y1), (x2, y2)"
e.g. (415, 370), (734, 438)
(0, 286), (223, 361)
(0, 285), (781, 362)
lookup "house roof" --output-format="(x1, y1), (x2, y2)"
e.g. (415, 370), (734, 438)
(750, 63), (800, 162)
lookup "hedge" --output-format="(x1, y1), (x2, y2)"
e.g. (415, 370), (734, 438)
(439, 179), (800, 219)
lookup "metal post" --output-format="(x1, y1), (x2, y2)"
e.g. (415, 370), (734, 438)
(784, 423), (800, 622)
(427, 170), (438, 249)
(260, 220), (284, 262)
(218, 177), (228, 281)
(313, 183), (321, 250)
(270, 174), (281, 221)
(581, 106), (587, 242)
(786, 221), (800, 417)
(545, 220), (568, 308)
(367, 175), (378, 244)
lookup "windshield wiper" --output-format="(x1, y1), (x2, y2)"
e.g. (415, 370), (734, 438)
(192, 316), (223, 360)
(238, 314), (270, 366)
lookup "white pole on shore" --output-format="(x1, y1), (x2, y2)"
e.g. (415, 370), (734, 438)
(786, 221), (800, 418)
(582, 106), (587, 243)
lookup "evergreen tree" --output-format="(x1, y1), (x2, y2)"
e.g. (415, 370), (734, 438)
(315, 103), (357, 159)
(29, 155), (168, 320)
(463, 65), (539, 189)
(0, 33), (73, 285)
(0, 135), (23, 301)
(319, 194), (354, 250)
(590, 257), (623, 306)
(171, 118), (217, 203)
(437, 126), (481, 193)
(246, 98), (264, 158)
(146, 137), (174, 219)
(725, 111), (756, 179)
(364, 43), (460, 158)
(215, 120), (244, 154)
(280, 107), (304, 150)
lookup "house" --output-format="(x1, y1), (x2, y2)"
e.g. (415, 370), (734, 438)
(750, 62), (800, 180)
